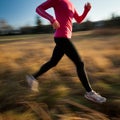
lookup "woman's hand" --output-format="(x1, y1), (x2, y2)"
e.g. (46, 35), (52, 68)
(84, 2), (91, 12)
(52, 20), (60, 29)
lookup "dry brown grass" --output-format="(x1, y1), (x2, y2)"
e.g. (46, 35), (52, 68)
(0, 29), (120, 120)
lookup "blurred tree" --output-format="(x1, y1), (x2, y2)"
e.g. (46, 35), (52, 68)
(34, 16), (43, 33)
(36, 16), (42, 27)
(82, 19), (94, 30)
(0, 19), (13, 35)
(105, 13), (120, 27)
(20, 25), (33, 34)
(111, 13), (116, 20)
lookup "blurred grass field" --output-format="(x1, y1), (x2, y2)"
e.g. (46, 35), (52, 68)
(0, 29), (120, 120)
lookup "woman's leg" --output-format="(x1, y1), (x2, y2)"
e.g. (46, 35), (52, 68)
(63, 38), (92, 92)
(33, 39), (64, 79)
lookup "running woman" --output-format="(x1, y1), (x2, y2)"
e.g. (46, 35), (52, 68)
(26, 0), (106, 103)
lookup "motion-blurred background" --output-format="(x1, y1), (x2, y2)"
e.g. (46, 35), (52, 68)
(0, 0), (120, 120)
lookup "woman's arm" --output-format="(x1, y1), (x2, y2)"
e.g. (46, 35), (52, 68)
(74, 3), (91, 23)
(36, 0), (56, 24)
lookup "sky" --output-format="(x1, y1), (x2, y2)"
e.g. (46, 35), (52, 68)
(0, 0), (120, 29)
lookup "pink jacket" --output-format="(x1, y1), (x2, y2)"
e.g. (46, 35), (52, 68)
(36, 0), (90, 38)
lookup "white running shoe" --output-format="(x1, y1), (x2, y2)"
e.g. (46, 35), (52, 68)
(84, 90), (106, 103)
(26, 75), (39, 92)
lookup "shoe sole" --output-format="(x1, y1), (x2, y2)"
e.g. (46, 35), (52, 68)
(84, 95), (106, 104)
(31, 81), (39, 92)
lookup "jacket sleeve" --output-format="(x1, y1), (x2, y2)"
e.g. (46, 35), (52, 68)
(36, 0), (56, 24)
(74, 8), (90, 23)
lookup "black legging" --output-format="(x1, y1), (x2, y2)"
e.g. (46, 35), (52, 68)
(33, 37), (92, 92)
